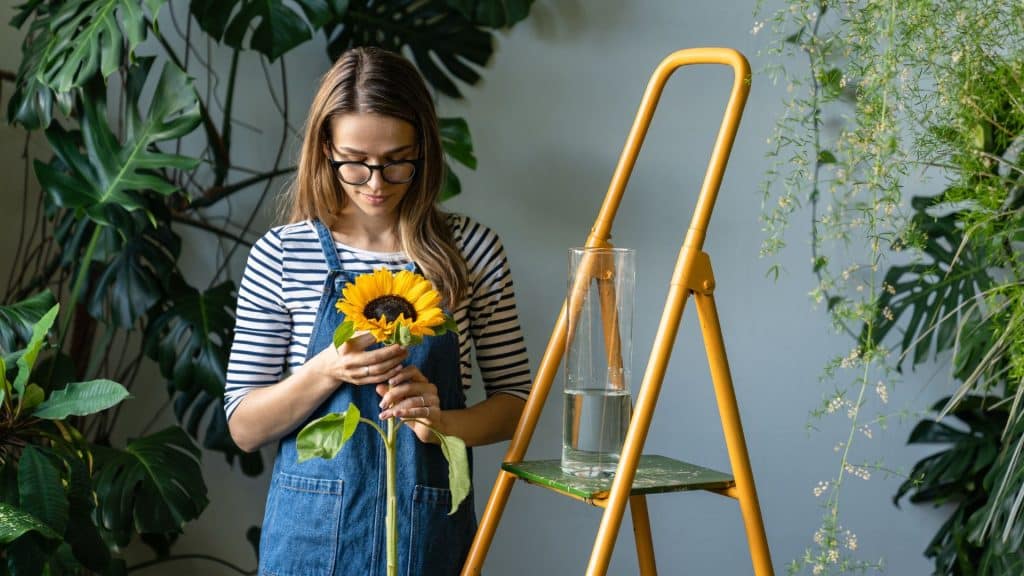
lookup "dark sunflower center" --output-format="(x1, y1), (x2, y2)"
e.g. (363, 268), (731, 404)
(364, 295), (417, 323)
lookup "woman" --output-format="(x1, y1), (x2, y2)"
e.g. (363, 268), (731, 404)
(224, 47), (531, 575)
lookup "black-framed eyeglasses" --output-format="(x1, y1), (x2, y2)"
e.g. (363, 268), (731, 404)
(327, 158), (422, 185)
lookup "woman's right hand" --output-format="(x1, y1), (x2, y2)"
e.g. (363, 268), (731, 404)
(309, 331), (408, 387)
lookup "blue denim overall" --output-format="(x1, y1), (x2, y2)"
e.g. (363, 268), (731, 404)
(258, 219), (476, 576)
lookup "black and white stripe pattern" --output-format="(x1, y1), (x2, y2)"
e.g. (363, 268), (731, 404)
(224, 214), (531, 420)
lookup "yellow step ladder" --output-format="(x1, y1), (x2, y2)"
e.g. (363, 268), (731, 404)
(461, 48), (774, 576)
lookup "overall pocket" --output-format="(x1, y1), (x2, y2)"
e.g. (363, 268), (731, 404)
(259, 472), (344, 576)
(406, 485), (476, 576)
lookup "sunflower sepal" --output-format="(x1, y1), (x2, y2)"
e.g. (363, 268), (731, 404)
(333, 320), (356, 349)
(434, 315), (459, 338)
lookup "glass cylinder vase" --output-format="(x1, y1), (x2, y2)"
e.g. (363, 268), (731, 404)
(561, 247), (635, 478)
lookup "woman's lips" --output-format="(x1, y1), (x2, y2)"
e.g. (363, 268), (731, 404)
(361, 193), (387, 205)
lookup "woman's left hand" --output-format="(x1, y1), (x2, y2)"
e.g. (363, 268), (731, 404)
(377, 366), (443, 444)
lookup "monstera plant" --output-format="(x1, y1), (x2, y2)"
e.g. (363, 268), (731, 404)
(1, 0), (534, 572)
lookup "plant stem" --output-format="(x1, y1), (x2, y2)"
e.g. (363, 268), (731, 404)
(386, 401), (398, 576)
(57, 225), (102, 353)
(126, 553), (256, 574)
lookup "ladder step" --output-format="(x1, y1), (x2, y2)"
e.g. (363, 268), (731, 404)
(502, 455), (734, 506)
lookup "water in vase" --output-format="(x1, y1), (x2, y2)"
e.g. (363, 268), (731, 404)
(561, 388), (632, 478)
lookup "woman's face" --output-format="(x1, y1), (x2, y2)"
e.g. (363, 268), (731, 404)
(326, 113), (419, 219)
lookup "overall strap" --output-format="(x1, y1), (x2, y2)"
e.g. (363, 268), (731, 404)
(312, 218), (343, 272)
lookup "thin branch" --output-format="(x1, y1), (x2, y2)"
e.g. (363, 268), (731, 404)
(188, 166), (296, 209)
(171, 214), (254, 247)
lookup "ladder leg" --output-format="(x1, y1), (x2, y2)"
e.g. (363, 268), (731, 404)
(630, 495), (657, 575)
(462, 470), (516, 575)
(693, 292), (774, 576)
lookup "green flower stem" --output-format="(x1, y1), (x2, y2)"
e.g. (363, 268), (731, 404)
(359, 417), (387, 443)
(386, 384), (398, 576)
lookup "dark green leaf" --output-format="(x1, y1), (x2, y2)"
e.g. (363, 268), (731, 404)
(440, 165), (462, 201)
(440, 117), (477, 170)
(334, 320), (355, 349)
(87, 211), (179, 328)
(296, 404), (362, 462)
(0, 502), (59, 543)
(94, 427), (208, 545)
(819, 67), (843, 100)
(325, 0), (493, 98)
(36, 0), (167, 93)
(0, 291), (57, 355)
(20, 383), (44, 413)
(32, 379), (130, 419)
(35, 58), (201, 226)
(817, 150), (836, 164)
(13, 304), (58, 397)
(432, 429), (469, 515)
(191, 0), (330, 61)
(144, 280), (255, 473)
(6, 9), (69, 129)
(17, 447), (68, 535)
(444, 0), (533, 28)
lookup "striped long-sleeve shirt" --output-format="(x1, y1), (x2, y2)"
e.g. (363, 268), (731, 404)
(223, 214), (531, 420)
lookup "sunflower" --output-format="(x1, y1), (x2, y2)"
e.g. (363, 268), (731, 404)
(334, 268), (452, 346)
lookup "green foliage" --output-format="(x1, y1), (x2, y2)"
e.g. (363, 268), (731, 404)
(93, 427), (208, 546)
(0, 291), (56, 355)
(297, 404), (363, 463)
(432, 428), (469, 515)
(33, 57), (201, 226)
(761, 0), (1024, 573)
(3, 0), (534, 572)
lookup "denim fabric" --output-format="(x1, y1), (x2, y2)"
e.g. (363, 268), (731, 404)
(258, 219), (476, 576)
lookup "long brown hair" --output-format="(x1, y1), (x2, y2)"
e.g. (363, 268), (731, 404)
(280, 47), (467, 307)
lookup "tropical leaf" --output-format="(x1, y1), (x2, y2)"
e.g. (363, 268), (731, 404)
(864, 195), (993, 369)
(445, 0), (533, 28)
(0, 290), (57, 355)
(33, 57), (201, 226)
(296, 404), (362, 462)
(32, 380), (130, 420)
(94, 427), (208, 545)
(439, 116), (476, 201)
(6, 6), (73, 129)
(13, 304), (59, 397)
(190, 0), (331, 61)
(35, 0), (167, 93)
(325, 0), (493, 98)
(144, 280), (260, 474)
(87, 208), (179, 328)
(0, 502), (60, 544)
(146, 280), (234, 398)
(17, 447), (68, 536)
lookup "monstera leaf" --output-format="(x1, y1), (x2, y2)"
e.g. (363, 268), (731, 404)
(34, 0), (167, 93)
(33, 58), (201, 226)
(145, 280), (261, 474)
(6, 6), (73, 129)
(325, 0), (492, 98)
(93, 427), (208, 545)
(87, 210), (180, 328)
(0, 291), (57, 355)
(190, 0), (330, 61)
(439, 116), (476, 200)
(445, 0), (533, 28)
(864, 194), (993, 368)
(0, 502), (60, 544)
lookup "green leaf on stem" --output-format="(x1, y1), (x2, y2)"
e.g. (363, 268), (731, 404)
(296, 403), (362, 463)
(0, 291), (57, 354)
(13, 304), (59, 397)
(0, 502), (60, 544)
(20, 384), (45, 414)
(32, 379), (130, 419)
(18, 446), (68, 535)
(333, 320), (355, 349)
(431, 429), (470, 515)
(434, 315), (459, 337)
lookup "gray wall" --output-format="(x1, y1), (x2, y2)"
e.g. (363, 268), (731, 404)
(1, 1), (949, 574)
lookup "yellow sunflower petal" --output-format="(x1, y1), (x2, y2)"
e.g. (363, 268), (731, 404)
(392, 270), (417, 298)
(413, 289), (443, 314)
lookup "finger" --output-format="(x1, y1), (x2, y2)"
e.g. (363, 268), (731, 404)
(379, 384), (437, 417)
(338, 331), (377, 353)
(360, 344), (408, 365)
(385, 365), (426, 387)
(350, 361), (404, 385)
